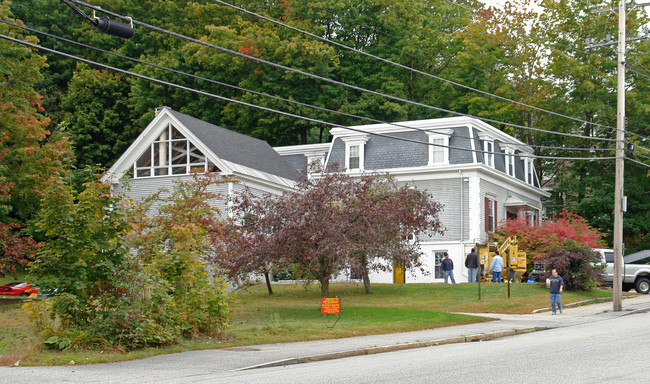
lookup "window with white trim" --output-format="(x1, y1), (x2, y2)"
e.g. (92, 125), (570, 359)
(133, 124), (207, 178)
(342, 136), (369, 172)
(525, 158), (535, 185)
(434, 250), (446, 279)
(484, 141), (494, 168)
(427, 134), (449, 166)
(505, 148), (515, 176)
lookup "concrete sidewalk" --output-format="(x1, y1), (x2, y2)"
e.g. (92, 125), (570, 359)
(2, 295), (650, 384)
(236, 294), (650, 370)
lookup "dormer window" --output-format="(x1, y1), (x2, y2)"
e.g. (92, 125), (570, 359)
(525, 158), (535, 185)
(504, 147), (515, 177)
(426, 130), (452, 166)
(133, 124), (206, 178)
(342, 135), (369, 172)
(484, 141), (495, 168)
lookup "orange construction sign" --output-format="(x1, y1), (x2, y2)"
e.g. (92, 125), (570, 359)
(321, 297), (341, 315)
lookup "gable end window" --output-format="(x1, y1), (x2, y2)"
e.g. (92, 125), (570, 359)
(133, 124), (207, 178)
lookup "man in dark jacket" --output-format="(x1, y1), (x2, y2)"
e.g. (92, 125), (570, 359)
(441, 252), (455, 284)
(465, 248), (479, 283)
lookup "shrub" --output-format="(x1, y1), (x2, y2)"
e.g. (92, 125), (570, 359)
(29, 174), (230, 350)
(540, 239), (605, 291)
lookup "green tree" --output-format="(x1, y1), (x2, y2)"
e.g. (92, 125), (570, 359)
(31, 172), (230, 349)
(0, 2), (71, 275)
(125, 172), (231, 338)
(61, 64), (137, 168)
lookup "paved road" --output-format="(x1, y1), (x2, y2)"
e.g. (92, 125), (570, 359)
(2, 295), (649, 383)
(211, 311), (650, 384)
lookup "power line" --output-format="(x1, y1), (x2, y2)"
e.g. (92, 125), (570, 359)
(626, 155), (650, 168)
(65, 0), (620, 144)
(0, 32), (620, 164)
(208, 0), (617, 132)
(6, 19), (619, 156)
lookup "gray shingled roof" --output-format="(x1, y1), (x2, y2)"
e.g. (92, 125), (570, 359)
(167, 109), (302, 182)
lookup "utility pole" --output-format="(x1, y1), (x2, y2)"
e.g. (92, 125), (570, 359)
(613, 0), (626, 311)
(588, 1), (650, 311)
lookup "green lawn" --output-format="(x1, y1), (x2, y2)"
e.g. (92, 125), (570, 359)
(0, 281), (617, 366)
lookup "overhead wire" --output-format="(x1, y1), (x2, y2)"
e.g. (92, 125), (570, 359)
(3, 18), (620, 155)
(446, 0), (650, 145)
(0, 32), (621, 163)
(207, 0), (617, 132)
(64, 0), (620, 144)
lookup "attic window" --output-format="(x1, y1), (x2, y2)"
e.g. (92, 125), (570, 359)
(133, 124), (207, 178)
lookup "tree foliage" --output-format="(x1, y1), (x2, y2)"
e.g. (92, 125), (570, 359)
(6, 0), (650, 254)
(0, 3), (71, 276)
(494, 209), (605, 261)
(29, 173), (230, 350)
(540, 239), (605, 291)
(228, 172), (444, 296)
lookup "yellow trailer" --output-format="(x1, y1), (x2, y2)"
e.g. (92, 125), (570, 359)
(477, 237), (527, 283)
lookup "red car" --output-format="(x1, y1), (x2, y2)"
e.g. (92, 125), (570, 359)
(0, 282), (40, 297)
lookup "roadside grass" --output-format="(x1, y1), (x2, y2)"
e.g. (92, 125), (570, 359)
(0, 282), (618, 366)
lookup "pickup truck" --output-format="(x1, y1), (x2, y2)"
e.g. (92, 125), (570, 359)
(600, 249), (650, 294)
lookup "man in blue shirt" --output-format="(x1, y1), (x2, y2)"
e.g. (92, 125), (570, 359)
(547, 269), (564, 314)
(489, 250), (504, 283)
(441, 252), (456, 284)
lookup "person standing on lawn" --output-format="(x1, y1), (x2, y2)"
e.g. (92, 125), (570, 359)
(465, 247), (479, 283)
(489, 250), (504, 283)
(441, 252), (456, 284)
(547, 269), (564, 314)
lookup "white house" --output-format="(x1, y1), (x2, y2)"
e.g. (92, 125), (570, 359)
(275, 117), (549, 283)
(105, 107), (548, 284)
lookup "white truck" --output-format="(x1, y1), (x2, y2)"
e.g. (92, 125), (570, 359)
(599, 249), (650, 294)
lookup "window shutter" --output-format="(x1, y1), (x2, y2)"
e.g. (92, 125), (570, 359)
(493, 200), (498, 231)
(484, 197), (489, 231)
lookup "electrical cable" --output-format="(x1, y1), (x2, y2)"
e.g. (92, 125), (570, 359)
(3, 19), (619, 155)
(0, 32), (621, 163)
(208, 0), (617, 132)
(65, 0), (619, 144)
(626, 155), (650, 168)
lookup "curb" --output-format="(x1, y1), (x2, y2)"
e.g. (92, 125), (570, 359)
(531, 297), (612, 314)
(235, 326), (553, 371)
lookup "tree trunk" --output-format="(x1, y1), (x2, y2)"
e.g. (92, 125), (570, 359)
(362, 267), (372, 294)
(319, 276), (330, 297)
(264, 272), (273, 295)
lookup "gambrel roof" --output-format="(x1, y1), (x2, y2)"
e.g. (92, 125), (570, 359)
(104, 107), (301, 188)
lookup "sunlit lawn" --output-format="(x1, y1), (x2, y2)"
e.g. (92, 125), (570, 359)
(0, 280), (617, 366)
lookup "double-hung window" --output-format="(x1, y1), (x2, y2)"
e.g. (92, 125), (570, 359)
(426, 130), (452, 166)
(342, 135), (369, 172)
(484, 141), (495, 168)
(485, 196), (497, 232)
(505, 148), (515, 177)
(525, 158), (535, 185)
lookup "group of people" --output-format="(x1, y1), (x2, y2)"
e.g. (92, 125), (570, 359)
(441, 248), (504, 284)
(442, 248), (564, 314)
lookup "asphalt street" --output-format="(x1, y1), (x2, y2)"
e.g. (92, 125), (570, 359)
(2, 295), (649, 384)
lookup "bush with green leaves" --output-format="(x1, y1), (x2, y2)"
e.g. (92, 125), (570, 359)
(29, 173), (230, 350)
(540, 239), (605, 291)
